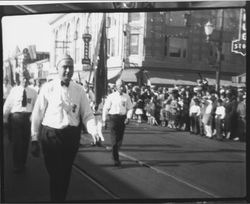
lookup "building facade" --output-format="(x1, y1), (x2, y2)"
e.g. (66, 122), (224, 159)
(125, 9), (245, 87)
(3, 47), (49, 85)
(48, 9), (245, 87)
(49, 13), (127, 83)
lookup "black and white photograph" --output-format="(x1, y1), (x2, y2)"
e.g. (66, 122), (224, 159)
(1, 1), (247, 203)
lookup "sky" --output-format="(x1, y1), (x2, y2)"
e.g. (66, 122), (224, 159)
(2, 14), (59, 60)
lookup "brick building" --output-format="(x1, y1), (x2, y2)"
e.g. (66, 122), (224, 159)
(48, 9), (245, 87)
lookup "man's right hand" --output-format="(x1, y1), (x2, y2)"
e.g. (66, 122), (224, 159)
(102, 121), (107, 129)
(3, 115), (8, 124)
(31, 141), (40, 157)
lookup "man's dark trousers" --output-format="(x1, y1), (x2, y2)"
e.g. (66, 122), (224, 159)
(10, 112), (31, 170)
(40, 125), (81, 202)
(109, 115), (126, 162)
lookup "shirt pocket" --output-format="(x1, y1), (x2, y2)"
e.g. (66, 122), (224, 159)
(121, 98), (127, 108)
(70, 98), (80, 116)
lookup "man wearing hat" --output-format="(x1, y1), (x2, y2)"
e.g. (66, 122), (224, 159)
(102, 78), (133, 167)
(30, 54), (100, 202)
(3, 70), (38, 173)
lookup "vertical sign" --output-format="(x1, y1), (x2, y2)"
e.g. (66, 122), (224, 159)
(82, 33), (92, 65)
(231, 9), (246, 56)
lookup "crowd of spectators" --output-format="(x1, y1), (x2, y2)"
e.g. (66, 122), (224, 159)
(106, 79), (246, 142)
(4, 76), (245, 143)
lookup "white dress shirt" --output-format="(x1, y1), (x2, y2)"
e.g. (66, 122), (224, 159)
(205, 100), (213, 114)
(3, 85), (38, 118)
(215, 106), (226, 119)
(3, 84), (12, 99)
(102, 91), (133, 122)
(31, 78), (97, 141)
(189, 105), (201, 116)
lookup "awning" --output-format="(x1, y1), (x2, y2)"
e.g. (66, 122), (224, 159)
(108, 68), (123, 83)
(146, 70), (238, 87)
(120, 68), (140, 83)
(147, 71), (197, 86)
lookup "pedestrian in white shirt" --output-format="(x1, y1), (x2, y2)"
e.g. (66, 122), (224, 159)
(3, 78), (12, 104)
(102, 79), (133, 167)
(202, 98), (213, 138)
(30, 54), (100, 202)
(93, 99), (105, 146)
(215, 99), (226, 140)
(3, 70), (38, 173)
(189, 98), (201, 134)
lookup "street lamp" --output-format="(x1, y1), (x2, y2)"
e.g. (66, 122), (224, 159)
(204, 10), (224, 96)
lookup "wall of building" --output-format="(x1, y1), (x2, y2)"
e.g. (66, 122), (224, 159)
(49, 12), (126, 76)
(139, 9), (245, 76)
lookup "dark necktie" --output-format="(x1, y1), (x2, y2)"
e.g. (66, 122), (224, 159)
(61, 81), (69, 87)
(22, 89), (27, 107)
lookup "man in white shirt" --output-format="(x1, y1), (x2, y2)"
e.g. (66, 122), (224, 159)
(3, 78), (12, 104)
(202, 98), (213, 138)
(30, 54), (100, 202)
(189, 98), (201, 134)
(215, 98), (226, 140)
(102, 79), (133, 167)
(3, 70), (38, 173)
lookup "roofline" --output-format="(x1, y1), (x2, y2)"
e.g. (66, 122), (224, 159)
(48, 14), (67, 25)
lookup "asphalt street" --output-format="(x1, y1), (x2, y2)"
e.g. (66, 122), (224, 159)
(2, 120), (247, 203)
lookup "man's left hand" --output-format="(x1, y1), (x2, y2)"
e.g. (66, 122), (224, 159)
(91, 133), (100, 144)
(124, 118), (130, 125)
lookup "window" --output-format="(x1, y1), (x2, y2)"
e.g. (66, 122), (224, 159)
(130, 34), (139, 55)
(166, 11), (186, 26)
(168, 37), (187, 58)
(164, 36), (168, 56)
(107, 38), (115, 57)
(128, 13), (140, 22)
(111, 38), (115, 57)
(75, 19), (80, 63)
(106, 16), (111, 28)
(107, 39), (110, 57)
(66, 24), (71, 55)
(222, 42), (233, 62)
(55, 30), (58, 66)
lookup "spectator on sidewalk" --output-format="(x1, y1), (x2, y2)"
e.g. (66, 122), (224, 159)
(3, 77), (13, 104)
(189, 98), (201, 134)
(215, 98), (226, 140)
(224, 89), (238, 140)
(202, 97), (213, 138)
(236, 92), (246, 142)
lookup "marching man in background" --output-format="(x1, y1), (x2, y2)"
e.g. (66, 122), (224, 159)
(3, 70), (38, 173)
(102, 79), (133, 167)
